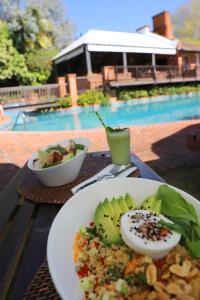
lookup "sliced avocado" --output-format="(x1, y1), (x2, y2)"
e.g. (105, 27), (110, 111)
(117, 196), (129, 213)
(125, 193), (137, 210)
(152, 199), (162, 214)
(140, 195), (161, 214)
(111, 197), (122, 228)
(95, 202), (122, 245)
(141, 195), (155, 210)
(103, 198), (115, 218)
(62, 152), (74, 162)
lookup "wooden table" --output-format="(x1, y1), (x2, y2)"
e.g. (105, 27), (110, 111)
(0, 152), (164, 300)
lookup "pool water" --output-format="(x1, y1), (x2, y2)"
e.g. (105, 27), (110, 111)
(6, 93), (200, 131)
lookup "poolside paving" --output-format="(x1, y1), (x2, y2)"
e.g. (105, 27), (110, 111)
(0, 119), (200, 193)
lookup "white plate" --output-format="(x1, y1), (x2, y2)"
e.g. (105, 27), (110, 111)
(47, 177), (200, 300)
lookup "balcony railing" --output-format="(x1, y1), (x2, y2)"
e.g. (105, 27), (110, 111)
(113, 65), (200, 84)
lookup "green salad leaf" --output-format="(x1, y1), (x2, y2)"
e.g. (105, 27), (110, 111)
(155, 184), (200, 258)
(194, 225), (200, 238)
(186, 240), (200, 258)
(158, 220), (189, 240)
(75, 143), (85, 150)
(156, 185), (198, 224)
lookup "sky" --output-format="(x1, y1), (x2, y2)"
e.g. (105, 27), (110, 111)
(65, 0), (187, 37)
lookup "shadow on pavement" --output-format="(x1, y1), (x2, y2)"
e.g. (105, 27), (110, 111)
(146, 123), (200, 198)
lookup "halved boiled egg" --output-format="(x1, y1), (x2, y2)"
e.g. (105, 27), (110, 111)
(120, 210), (181, 259)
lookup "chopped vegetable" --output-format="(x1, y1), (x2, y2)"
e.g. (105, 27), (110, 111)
(124, 255), (142, 276)
(106, 266), (123, 281)
(33, 140), (85, 169)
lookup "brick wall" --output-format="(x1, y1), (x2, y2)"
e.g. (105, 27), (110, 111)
(152, 11), (173, 39)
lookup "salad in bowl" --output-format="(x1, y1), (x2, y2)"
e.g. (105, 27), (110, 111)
(28, 137), (90, 186)
(33, 140), (86, 170)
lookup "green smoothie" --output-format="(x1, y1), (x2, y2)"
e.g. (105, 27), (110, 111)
(106, 128), (130, 165)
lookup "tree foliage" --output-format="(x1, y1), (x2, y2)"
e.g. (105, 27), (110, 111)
(0, 0), (19, 21)
(9, 7), (54, 54)
(27, 0), (75, 49)
(0, 21), (30, 84)
(0, 0), (75, 86)
(172, 0), (200, 42)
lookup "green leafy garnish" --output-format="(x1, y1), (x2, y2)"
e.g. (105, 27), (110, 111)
(95, 111), (127, 132)
(107, 126), (128, 132)
(106, 266), (123, 281)
(158, 220), (189, 240)
(126, 273), (147, 285)
(136, 273), (147, 285)
(155, 184), (200, 258)
(186, 240), (200, 258)
(75, 143), (85, 150)
(86, 226), (97, 239)
(157, 185), (198, 224)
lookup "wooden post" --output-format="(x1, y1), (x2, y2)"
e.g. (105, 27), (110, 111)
(67, 73), (78, 107)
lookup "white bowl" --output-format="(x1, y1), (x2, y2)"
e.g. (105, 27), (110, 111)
(47, 177), (200, 300)
(27, 138), (90, 187)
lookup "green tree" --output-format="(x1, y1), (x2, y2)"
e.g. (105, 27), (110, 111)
(8, 7), (54, 53)
(25, 48), (58, 85)
(6, 6), (58, 84)
(27, 0), (75, 49)
(172, 0), (200, 43)
(0, 21), (30, 85)
(0, 0), (20, 21)
(0, 1), (75, 85)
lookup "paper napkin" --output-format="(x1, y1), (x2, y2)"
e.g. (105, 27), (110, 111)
(71, 164), (137, 194)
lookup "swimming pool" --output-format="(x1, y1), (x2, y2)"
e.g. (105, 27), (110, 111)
(5, 93), (200, 131)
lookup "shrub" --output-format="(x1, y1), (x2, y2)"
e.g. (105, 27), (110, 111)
(119, 91), (131, 100)
(77, 90), (110, 106)
(57, 96), (72, 108)
(118, 84), (200, 101)
(135, 90), (148, 98)
(148, 88), (158, 97)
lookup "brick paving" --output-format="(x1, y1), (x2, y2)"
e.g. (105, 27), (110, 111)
(0, 115), (11, 125)
(0, 119), (200, 194)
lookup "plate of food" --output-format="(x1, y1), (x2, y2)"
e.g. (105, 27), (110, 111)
(47, 177), (200, 300)
(28, 138), (90, 186)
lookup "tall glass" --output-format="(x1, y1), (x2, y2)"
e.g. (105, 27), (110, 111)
(106, 128), (130, 165)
